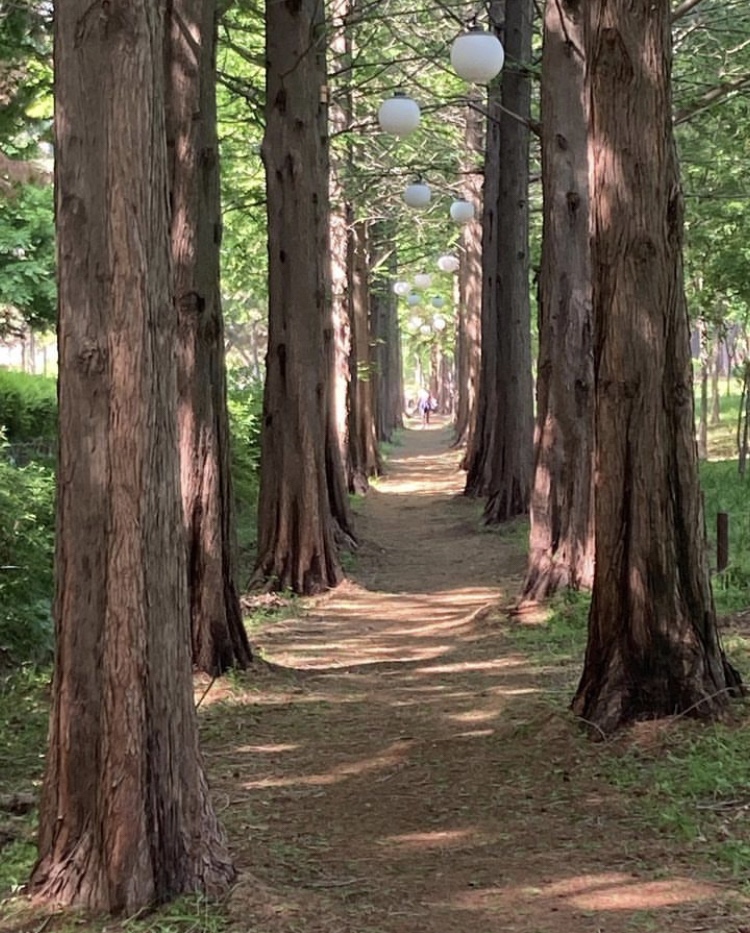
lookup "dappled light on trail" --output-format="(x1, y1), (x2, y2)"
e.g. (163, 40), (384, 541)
(198, 420), (750, 933)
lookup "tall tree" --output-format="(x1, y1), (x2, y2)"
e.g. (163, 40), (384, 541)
(482, 0), (535, 522)
(255, 0), (348, 592)
(522, 0), (594, 601)
(347, 218), (382, 491)
(572, 0), (742, 735)
(166, 0), (253, 674)
(454, 96), (483, 451)
(32, 0), (235, 910)
(464, 0), (534, 523)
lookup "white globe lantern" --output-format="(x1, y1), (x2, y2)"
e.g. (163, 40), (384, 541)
(450, 27), (505, 84)
(437, 254), (460, 273)
(404, 180), (431, 209)
(420, 324), (432, 336)
(408, 315), (422, 329)
(433, 315), (447, 331)
(377, 91), (421, 136)
(413, 273), (432, 290)
(407, 293), (421, 306)
(393, 280), (411, 297)
(450, 198), (475, 224)
(432, 296), (445, 309)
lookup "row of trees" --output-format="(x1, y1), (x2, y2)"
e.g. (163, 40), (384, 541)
(0, 0), (747, 917)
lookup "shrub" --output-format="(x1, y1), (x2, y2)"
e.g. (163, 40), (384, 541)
(226, 369), (263, 573)
(0, 441), (55, 666)
(0, 368), (57, 445)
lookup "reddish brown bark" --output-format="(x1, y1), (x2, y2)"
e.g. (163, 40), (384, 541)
(32, 0), (234, 910)
(522, 0), (595, 601)
(347, 219), (381, 493)
(454, 96), (483, 451)
(166, 0), (252, 674)
(254, 0), (346, 593)
(572, 0), (741, 734)
(468, 0), (534, 522)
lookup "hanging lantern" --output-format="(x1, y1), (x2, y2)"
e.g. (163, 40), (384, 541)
(432, 296), (445, 309)
(407, 293), (421, 306)
(419, 324), (432, 336)
(433, 315), (447, 331)
(450, 26), (505, 84)
(409, 315), (422, 328)
(414, 273), (432, 290)
(393, 280), (411, 297)
(437, 254), (460, 273)
(404, 180), (431, 209)
(377, 91), (421, 136)
(450, 198), (475, 224)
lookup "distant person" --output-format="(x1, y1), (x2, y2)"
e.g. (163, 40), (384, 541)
(417, 387), (431, 426)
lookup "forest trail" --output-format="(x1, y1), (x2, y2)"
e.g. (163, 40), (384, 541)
(203, 420), (749, 933)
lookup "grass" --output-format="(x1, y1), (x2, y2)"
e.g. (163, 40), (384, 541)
(600, 720), (750, 880)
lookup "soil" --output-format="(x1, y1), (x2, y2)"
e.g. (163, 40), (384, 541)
(204, 419), (750, 933)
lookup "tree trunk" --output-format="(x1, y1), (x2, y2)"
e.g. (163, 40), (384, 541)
(255, 0), (344, 593)
(572, 0), (742, 735)
(482, 0), (535, 523)
(463, 2), (503, 496)
(32, 0), (235, 911)
(166, 0), (252, 674)
(371, 220), (402, 443)
(522, 0), (594, 601)
(347, 218), (381, 492)
(710, 328), (721, 425)
(698, 320), (709, 460)
(454, 95), (483, 450)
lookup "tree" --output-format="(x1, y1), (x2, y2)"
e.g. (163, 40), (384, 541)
(572, 0), (742, 735)
(453, 94), (483, 451)
(347, 217), (382, 492)
(166, 0), (253, 673)
(254, 0), (348, 592)
(522, 0), (594, 601)
(464, 0), (534, 523)
(32, 0), (235, 910)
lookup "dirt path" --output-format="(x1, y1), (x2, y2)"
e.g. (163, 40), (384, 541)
(204, 420), (749, 933)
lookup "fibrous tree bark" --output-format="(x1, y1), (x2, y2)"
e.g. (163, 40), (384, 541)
(464, 0), (534, 519)
(482, 0), (535, 523)
(572, 0), (742, 735)
(347, 218), (381, 492)
(454, 94), (483, 451)
(166, 0), (252, 674)
(255, 0), (349, 592)
(522, 0), (595, 601)
(32, 0), (235, 911)
(371, 220), (404, 444)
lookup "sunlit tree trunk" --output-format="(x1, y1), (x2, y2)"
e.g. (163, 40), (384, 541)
(454, 95), (483, 450)
(522, 0), (595, 601)
(572, 0), (742, 735)
(482, 0), (535, 523)
(371, 220), (403, 443)
(255, 0), (345, 592)
(347, 218), (381, 492)
(32, 0), (234, 910)
(464, 2), (503, 497)
(166, 0), (252, 673)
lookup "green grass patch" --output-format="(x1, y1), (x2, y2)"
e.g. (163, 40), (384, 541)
(700, 458), (750, 613)
(602, 719), (750, 878)
(507, 590), (589, 668)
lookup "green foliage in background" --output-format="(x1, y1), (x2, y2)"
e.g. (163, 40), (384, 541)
(0, 443), (55, 667)
(0, 184), (56, 334)
(0, 368), (57, 444)
(226, 369), (264, 576)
